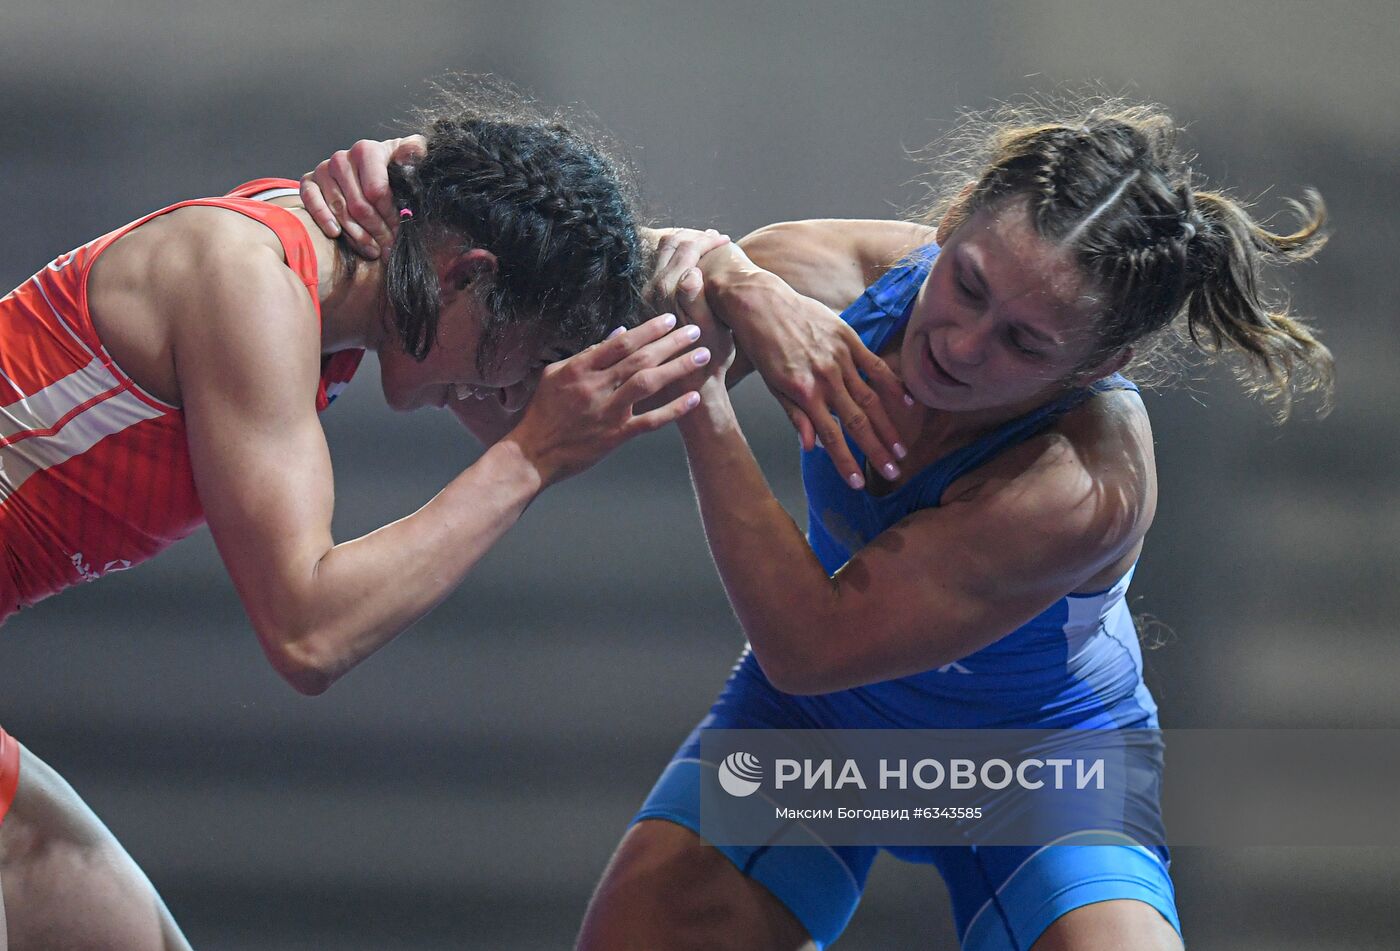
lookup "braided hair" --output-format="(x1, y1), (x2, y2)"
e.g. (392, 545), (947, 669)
(922, 97), (1332, 417)
(382, 81), (650, 372)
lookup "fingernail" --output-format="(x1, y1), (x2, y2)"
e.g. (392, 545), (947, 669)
(607, 326), (626, 340)
(893, 442), (908, 460)
(903, 392), (916, 406)
(684, 392), (701, 409)
(692, 348), (711, 366)
(662, 313), (677, 330)
(848, 472), (865, 490)
(685, 325), (701, 341)
(882, 462), (900, 480)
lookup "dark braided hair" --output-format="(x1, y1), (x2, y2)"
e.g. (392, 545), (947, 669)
(921, 96), (1333, 418)
(381, 80), (650, 372)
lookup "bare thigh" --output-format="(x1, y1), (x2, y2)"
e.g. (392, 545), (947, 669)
(1031, 898), (1183, 951)
(577, 818), (816, 951)
(0, 741), (192, 951)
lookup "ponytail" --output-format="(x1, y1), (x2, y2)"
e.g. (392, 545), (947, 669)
(1183, 189), (1333, 417)
(384, 163), (440, 360)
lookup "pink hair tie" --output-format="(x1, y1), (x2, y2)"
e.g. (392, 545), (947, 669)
(399, 208), (414, 220)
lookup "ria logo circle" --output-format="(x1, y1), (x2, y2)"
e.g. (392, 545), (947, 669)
(718, 751), (763, 797)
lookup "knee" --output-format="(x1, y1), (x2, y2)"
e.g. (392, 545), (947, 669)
(580, 820), (808, 951)
(581, 821), (727, 949)
(607, 820), (727, 898)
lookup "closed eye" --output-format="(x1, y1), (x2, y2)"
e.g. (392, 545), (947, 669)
(1007, 330), (1045, 359)
(956, 278), (981, 303)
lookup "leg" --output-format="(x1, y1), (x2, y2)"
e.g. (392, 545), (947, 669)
(942, 838), (1182, 951)
(1030, 899), (1182, 951)
(578, 819), (815, 951)
(0, 740), (192, 951)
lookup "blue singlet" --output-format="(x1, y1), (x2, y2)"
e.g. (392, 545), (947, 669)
(635, 244), (1181, 949)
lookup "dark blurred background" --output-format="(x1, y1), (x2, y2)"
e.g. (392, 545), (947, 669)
(1, 1), (1396, 948)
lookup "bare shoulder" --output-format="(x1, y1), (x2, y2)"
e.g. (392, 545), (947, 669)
(90, 205), (318, 406)
(1059, 386), (1156, 498)
(738, 219), (937, 311)
(168, 213), (322, 408)
(946, 387), (1157, 569)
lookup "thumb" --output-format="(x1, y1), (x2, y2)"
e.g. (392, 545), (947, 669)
(391, 135), (428, 164)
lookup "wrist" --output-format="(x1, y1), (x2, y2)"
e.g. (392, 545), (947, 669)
(678, 379), (738, 439)
(487, 433), (552, 495)
(711, 269), (786, 337)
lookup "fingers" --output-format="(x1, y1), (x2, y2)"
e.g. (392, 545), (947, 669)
(615, 339), (711, 406)
(851, 337), (916, 410)
(300, 152), (372, 256)
(582, 312), (682, 370)
(299, 138), (408, 259)
(648, 228), (731, 310)
(828, 383), (901, 484)
(346, 139), (399, 251)
(326, 146), (387, 258)
(625, 389), (702, 435)
(612, 318), (713, 402)
(299, 169), (341, 240)
(776, 394), (817, 451)
(810, 409), (864, 490)
(842, 355), (906, 455)
(652, 227), (728, 271)
(676, 266), (704, 307)
(651, 229), (680, 280)
(674, 269), (724, 339)
(388, 134), (428, 164)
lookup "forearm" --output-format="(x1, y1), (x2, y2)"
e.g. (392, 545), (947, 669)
(698, 244), (799, 386)
(677, 382), (842, 691)
(253, 437), (543, 693)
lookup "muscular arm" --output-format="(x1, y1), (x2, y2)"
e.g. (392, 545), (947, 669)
(727, 218), (937, 312)
(675, 341), (1151, 695)
(171, 248), (544, 693)
(171, 238), (701, 695)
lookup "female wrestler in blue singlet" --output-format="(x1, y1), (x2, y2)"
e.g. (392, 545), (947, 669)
(305, 97), (1333, 950)
(569, 101), (1333, 950)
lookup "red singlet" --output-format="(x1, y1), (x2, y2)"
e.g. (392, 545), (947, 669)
(0, 726), (17, 826)
(0, 179), (363, 621)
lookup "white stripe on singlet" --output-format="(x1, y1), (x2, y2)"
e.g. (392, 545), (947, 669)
(245, 187), (300, 202)
(0, 384), (165, 504)
(0, 358), (126, 443)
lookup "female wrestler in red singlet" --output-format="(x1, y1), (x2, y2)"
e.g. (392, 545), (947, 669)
(0, 88), (729, 949)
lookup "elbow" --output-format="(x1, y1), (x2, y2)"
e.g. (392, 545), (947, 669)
(280, 662), (335, 698)
(750, 642), (840, 697)
(257, 625), (340, 696)
(744, 604), (849, 696)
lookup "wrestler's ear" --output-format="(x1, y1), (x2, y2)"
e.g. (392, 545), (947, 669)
(439, 248), (498, 297)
